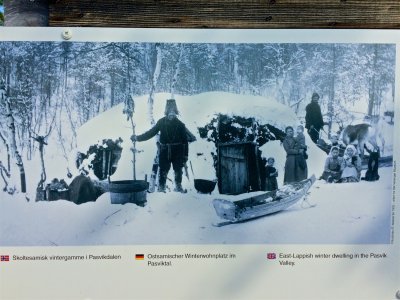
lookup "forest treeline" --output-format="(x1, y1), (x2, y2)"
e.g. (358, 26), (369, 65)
(0, 41), (396, 171)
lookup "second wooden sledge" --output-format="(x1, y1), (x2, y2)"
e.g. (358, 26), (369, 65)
(212, 175), (316, 224)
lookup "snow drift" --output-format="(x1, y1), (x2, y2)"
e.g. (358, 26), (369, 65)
(0, 92), (393, 246)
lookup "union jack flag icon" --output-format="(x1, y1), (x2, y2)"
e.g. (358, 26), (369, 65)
(1, 255), (10, 262)
(267, 253), (276, 260)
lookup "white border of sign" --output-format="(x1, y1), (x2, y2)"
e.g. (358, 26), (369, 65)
(0, 27), (399, 300)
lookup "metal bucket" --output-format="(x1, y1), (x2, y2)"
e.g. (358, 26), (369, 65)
(194, 179), (217, 194)
(109, 180), (148, 206)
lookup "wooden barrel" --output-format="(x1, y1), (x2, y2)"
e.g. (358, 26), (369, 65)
(109, 180), (148, 207)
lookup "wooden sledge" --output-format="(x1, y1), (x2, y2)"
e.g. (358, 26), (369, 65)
(212, 175), (316, 226)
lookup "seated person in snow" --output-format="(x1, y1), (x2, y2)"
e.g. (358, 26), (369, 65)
(328, 134), (346, 156)
(361, 144), (380, 181)
(340, 144), (362, 183)
(264, 157), (278, 191)
(320, 146), (344, 183)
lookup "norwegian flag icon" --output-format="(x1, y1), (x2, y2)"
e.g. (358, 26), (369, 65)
(1, 255), (10, 262)
(267, 253), (276, 260)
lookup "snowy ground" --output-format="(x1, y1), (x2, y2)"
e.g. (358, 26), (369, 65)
(0, 92), (394, 246)
(0, 166), (392, 246)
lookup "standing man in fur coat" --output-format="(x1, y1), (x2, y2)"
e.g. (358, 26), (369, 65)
(131, 99), (188, 193)
(305, 92), (325, 144)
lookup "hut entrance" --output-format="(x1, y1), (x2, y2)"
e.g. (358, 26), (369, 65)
(217, 142), (261, 195)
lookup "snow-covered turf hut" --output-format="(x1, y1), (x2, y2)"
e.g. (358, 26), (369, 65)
(76, 92), (327, 193)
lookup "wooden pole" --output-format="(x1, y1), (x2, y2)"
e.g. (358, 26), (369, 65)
(130, 117), (136, 181)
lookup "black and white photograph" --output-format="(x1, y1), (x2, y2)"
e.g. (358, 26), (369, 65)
(0, 36), (396, 246)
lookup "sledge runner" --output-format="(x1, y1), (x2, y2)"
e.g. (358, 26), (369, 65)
(131, 99), (189, 193)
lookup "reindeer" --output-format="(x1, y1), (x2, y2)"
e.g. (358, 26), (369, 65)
(339, 119), (385, 159)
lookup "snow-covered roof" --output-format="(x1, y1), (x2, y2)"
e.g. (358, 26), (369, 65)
(77, 92), (326, 182)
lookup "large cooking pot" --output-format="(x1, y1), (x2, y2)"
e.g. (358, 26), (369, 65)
(194, 179), (217, 194)
(189, 161), (217, 194)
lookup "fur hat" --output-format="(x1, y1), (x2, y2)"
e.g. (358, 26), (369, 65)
(345, 144), (357, 156)
(311, 92), (320, 101)
(330, 146), (339, 152)
(164, 99), (179, 116)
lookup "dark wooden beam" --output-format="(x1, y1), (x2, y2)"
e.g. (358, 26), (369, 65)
(49, 0), (400, 29)
(4, 0), (48, 26)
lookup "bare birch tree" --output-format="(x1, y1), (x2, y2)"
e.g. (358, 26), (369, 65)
(148, 43), (163, 125)
(1, 81), (26, 193)
(170, 44), (184, 99)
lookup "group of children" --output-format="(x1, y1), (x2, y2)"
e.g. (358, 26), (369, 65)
(320, 144), (361, 183)
(321, 141), (380, 183)
(263, 124), (380, 191)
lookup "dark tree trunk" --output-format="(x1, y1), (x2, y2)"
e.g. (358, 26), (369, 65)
(0, 131), (10, 172)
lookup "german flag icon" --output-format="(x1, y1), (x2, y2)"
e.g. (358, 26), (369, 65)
(135, 254), (144, 260)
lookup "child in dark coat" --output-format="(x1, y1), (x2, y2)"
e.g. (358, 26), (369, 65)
(328, 134), (346, 157)
(361, 145), (380, 181)
(295, 125), (308, 158)
(295, 125), (308, 170)
(320, 146), (344, 183)
(265, 157), (278, 191)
